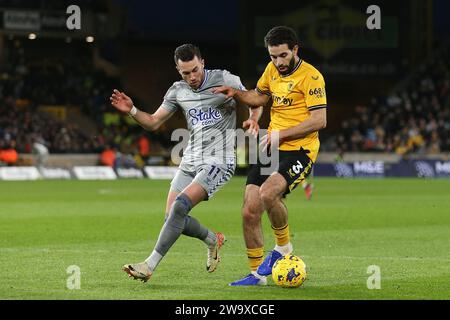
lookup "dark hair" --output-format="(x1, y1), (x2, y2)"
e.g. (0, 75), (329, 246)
(174, 44), (202, 64)
(264, 26), (299, 50)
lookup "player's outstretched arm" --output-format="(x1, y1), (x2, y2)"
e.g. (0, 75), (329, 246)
(212, 86), (270, 107)
(110, 89), (173, 131)
(279, 108), (327, 141)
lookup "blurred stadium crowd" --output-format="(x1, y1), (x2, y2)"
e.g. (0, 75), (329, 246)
(333, 45), (450, 155)
(0, 23), (449, 167)
(0, 38), (172, 167)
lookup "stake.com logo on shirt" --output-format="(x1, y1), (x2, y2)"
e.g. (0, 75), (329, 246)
(188, 107), (223, 126)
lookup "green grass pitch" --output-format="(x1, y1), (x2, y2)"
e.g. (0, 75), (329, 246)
(0, 177), (449, 300)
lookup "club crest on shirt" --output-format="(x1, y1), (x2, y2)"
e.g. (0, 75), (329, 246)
(287, 81), (295, 92)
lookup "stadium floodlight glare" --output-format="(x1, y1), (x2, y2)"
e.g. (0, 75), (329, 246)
(28, 33), (37, 40)
(86, 36), (94, 43)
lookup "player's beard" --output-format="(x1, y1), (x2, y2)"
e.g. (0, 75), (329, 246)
(277, 56), (296, 75)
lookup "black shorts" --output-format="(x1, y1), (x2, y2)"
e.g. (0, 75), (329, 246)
(246, 148), (314, 196)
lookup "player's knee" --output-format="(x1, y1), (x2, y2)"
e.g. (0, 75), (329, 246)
(259, 185), (279, 206)
(169, 194), (192, 219)
(166, 194), (192, 230)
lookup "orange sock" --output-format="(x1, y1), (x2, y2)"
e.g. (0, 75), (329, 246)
(247, 247), (264, 271)
(272, 224), (290, 246)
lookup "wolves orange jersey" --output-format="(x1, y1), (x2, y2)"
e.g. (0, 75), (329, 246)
(256, 59), (327, 162)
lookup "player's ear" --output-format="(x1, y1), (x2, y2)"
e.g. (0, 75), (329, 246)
(292, 45), (299, 56)
(201, 59), (205, 67)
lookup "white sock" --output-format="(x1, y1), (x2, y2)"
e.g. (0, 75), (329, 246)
(274, 243), (293, 255)
(251, 271), (266, 280)
(145, 250), (163, 272)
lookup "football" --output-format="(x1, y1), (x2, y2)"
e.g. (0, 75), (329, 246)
(272, 254), (307, 288)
